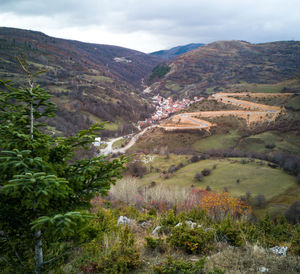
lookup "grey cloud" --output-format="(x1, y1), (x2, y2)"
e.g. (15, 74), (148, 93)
(1, 0), (300, 51)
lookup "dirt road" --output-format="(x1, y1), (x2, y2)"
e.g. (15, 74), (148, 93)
(160, 92), (286, 131)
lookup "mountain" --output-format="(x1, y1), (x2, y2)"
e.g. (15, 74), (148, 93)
(150, 43), (205, 60)
(147, 40), (300, 98)
(0, 27), (161, 136)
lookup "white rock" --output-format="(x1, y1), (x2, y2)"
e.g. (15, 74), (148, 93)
(152, 226), (161, 235)
(269, 246), (288, 256)
(141, 221), (147, 228)
(117, 216), (131, 225)
(175, 221), (199, 229)
(258, 266), (269, 272)
(175, 222), (182, 227)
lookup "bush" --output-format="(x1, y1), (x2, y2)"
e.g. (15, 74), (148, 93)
(190, 155), (200, 163)
(153, 256), (206, 274)
(265, 144), (276, 149)
(285, 201), (300, 224)
(201, 168), (211, 176)
(80, 226), (141, 273)
(297, 173), (300, 184)
(206, 185), (211, 191)
(252, 194), (267, 208)
(176, 162), (184, 170)
(194, 172), (204, 181)
(160, 209), (181, 228)
(126, 161), (147, 178)
(145, 236), (165, 252)
(168, 165), (177, 173)
(167, 224), (215, 254)
(216, 217), (244, 246)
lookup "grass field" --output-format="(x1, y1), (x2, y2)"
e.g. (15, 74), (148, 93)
(139, 156), (298, 201)
(112, 138), (128, 149)
(192, 130), (240, 152)
(222, 79), (300, 94)
(81, 111), (120, 130)
(236, 130), (300, 154)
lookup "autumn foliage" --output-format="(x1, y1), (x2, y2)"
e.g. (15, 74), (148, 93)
(184, 189), (250, 219)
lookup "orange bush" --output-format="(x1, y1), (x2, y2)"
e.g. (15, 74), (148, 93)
(183, 189), (250, 219)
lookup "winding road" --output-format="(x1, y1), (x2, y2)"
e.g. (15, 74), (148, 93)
(99, 92), (292, 155)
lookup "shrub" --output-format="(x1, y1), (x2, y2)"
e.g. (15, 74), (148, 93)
(194, 172), (204, 181)
(126, 161), (147, 178)
(145, 236), (165, 252)
(216, 217), (244, 246)
(291, 229), (300, 255)
(153, 256), (206, 274)
(160, 209), (181, 228)
(201, 168), (211, 176)
(200, 191), (250, 220)
(190, 155), (200, 163)
(176, 162), (184, 169)
(265, 144), (276, 149)
(167, 224), (215, 254)
(81, 226), (141, 273)
(252, 194), (267, 208)
(168, 165), (177, 173)
(297, 173), (300, 184)
(285, 201), (300, 224)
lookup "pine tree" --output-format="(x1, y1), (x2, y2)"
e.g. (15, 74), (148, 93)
(0, 56), (127, 273)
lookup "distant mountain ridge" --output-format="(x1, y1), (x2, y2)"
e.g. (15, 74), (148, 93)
(150, 43), (205, 60)
(0, 27), (161, 136)
(148, 40), (300, 98)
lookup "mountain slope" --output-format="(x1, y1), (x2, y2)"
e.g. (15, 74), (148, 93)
(0, 27), (161, 135)
(150, 43), (205, 60)
(148, 40), (300, 98)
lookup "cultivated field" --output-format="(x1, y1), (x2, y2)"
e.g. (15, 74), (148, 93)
(159, 92), (291, 131)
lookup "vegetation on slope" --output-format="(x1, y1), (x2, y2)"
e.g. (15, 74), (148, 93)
(148, 40), (300, 98)
(0, 27), (160, 136)
(0, 67), (127, 273)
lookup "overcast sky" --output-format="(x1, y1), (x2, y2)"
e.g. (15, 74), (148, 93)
(0, 0), (300, 52)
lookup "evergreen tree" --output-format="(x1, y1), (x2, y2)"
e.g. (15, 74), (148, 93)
(0, 56), (127, 273)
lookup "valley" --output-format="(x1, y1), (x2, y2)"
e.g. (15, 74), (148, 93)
(1, 28), (300, 273)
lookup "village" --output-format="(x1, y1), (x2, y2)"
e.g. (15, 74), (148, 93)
(138, 94), (203, 128)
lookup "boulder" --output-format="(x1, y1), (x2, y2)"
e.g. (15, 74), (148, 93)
(269, 246), (288, 256)
(117, 216), (131, 225)
(152, 226), (161, 236)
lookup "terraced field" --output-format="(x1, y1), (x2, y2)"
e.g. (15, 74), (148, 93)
(160, 92), (292, 131)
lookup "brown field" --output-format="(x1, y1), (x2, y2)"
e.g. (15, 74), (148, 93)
(159, 92), (288, 131)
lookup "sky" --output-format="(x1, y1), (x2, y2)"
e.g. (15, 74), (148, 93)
(0, 0), (300, 53)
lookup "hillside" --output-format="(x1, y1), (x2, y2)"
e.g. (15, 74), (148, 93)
(147, 40), (300, 98)
(0, 27), (161, 135)
(150, 43), (205, 60)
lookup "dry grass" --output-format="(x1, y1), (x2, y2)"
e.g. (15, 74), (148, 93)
(205, 244), (300, 273)
(109, 176), (190, 205)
